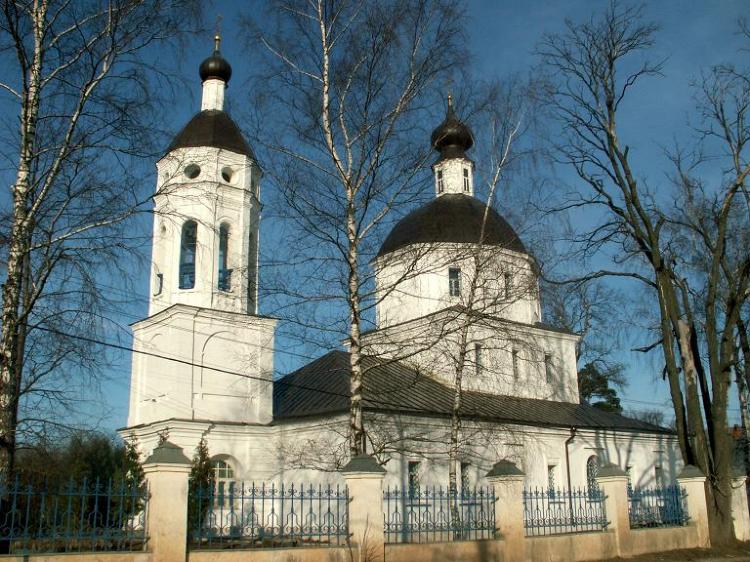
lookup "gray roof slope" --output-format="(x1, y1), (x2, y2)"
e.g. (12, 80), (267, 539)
(273, 351), (670, 434)
(377, 194), (526, 257)
(167, 110), (255, 158)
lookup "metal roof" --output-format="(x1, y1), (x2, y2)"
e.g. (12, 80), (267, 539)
(273, 350), (671, 434)
(167, 110), (255, 158)
(377, 194), (527, 257)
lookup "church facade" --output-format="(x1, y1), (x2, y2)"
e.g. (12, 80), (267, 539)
(123, 41), (681, 493)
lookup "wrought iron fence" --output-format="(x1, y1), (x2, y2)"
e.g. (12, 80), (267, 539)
(0, 476), (147, 554)
(628, 485), (688, 528)
(383, 485), (496, 543)
(189, 482), (348, 549)
(523, 487), (607, 536)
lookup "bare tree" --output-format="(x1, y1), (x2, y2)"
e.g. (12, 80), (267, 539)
(537, 3), (750, 543)
(0, 0), (202, 479)
(245, 0), (466, 456)
(432, 86), (532, 525)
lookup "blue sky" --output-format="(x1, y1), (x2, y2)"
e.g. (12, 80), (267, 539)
(8, 0), (745, 432)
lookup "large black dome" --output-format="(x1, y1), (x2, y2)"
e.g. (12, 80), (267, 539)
(377, 194), (526, 257)
(166, 110), (255, 158)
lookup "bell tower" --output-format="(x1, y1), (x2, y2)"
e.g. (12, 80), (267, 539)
(126, 38), (276, 430)
(149, 35), (261, 317)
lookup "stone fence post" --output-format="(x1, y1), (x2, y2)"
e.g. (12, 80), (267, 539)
(596, 464), (630, 557)
(143, 441), (192, 562)
(342, 455), (386, 562)
(731, 469), (750, 542)
(677, 465), (710, 548)
(486, 460), (525, 562)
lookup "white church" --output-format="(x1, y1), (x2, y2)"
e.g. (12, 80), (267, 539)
(123, 40), (681, 493)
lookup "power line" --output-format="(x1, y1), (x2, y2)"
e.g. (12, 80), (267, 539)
(30, 324), (436, 415)
(34, 309), (744, 415)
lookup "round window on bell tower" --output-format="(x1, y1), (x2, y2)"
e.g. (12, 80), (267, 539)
(184, 164), (201, 179)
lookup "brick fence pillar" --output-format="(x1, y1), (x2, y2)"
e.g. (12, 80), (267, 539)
(596, 464), (630, 558)
(677, 465), (710, 548)
(143, 441), (192, 562)
(731, 469), (750, 541)
(486, 460), (525, 562)
(342, 454), (386, 562)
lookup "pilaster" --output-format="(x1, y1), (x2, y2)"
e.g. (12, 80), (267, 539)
(342, 455), (387, 562)
(677, 465), (710, 548)
(596, 464), (630, 557)
(730, 470), (750, 541)
(143, 441), (192, 562)
(486, 460), (525, 562)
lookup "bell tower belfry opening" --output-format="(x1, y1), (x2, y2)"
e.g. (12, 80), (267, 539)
(126, 37), (276, 430)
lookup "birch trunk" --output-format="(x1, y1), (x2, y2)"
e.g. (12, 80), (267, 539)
(0, 2), (45, 480)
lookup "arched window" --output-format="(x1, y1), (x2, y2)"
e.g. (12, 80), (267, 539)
(218, 223), (231, 291)
(179, 221), (197, 289)
(212, 458), (235, 508)
(586, 455), (601, 492)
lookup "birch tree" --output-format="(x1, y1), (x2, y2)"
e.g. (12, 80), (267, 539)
(432, 86), (532, 526)
(0, 0), (201, 479)
(248, 0), (466, 456)
(537, 3), (750, 543)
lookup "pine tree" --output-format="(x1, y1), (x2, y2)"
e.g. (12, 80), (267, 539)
(120, 436), (146, 517)
(156, 428), (170, 446)
(187, 438), (214, 539)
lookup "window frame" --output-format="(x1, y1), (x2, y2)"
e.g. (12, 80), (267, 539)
(474, 343), (483, 375)
(586, 455), (601, 492)
(437, 169), (444, 193)
(463, 168), (470, 192)
(407, 460), (421, 499)
(449, 267), (461, 297)
(218, 223), (232, 291)
(212, 458), (236, 508)
(547, 464), (556, 491)
(460, 461), (471, 494)
(179, 220), (198, 290)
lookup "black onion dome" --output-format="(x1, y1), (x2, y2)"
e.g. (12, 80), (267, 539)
(377, 194), (526, 257)
(430, 96), (474, 160)
(166, 110), (255, 158)
(199, 35), (232, 83)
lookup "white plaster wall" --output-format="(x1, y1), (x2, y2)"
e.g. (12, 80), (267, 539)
(375, 244), (541, 329)
(151, 146), (262, 316)
(363, 310), (580, 403)
(123, 411), (681, 497)
(433, 157), (474, 196)
(127, 304), (276, 427)
(357, 413), (682, 491)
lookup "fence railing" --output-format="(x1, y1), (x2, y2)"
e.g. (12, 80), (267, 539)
(383, 486), (496, 544)
(628, 485), (688, 528)
(0, 477), (147, 554)
(523, 487), (607, 536)
(188, 482), (349, 549)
